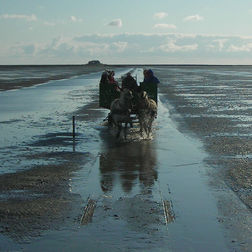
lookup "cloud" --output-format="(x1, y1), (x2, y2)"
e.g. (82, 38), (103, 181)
(2, 33), (252, 64)
(107, 19), (122, 27)
(43, 21), (56, 26)
(154, 23), (176, 29)
(153, 12), (168, 19)
(207, 39), (228, 51)
(227, 43), (252, 52)
(35, 36), (127, 58)
(70, 16), (83, 22)
(111, 41), (128, 52)
(22, 44), (36, 55)
(159, 40), (198, 52)
(0, 14), (37, 22)
(42, 17), (82, 27)
(184, 14), (204, 22)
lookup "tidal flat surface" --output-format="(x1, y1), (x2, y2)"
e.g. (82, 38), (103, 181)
(0, 65), (251, 251)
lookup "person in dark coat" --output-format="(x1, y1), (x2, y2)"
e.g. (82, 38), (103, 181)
(121, 72), (140, 112)
(108, 70), (117, 84)
(122, 72), (138, 92)
(143, 69), (160, 84)
(100, 71), (109, 84)
(108, 70), (121, 92)
(143, 69), (148, 82)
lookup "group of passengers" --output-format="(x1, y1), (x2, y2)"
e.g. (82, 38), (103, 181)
(100, 70), (121, 92)
(100, 69), (159, 93)
(99, 69), (159, 111)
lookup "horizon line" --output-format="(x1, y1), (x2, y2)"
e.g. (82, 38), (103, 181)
(1, 63), (252, 67)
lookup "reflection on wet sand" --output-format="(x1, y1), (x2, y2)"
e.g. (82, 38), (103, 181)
(99, 141), (157, 194)
(97, 137), (175, 240)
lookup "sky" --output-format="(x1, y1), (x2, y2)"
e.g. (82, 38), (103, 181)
(1, 0), (252, 65)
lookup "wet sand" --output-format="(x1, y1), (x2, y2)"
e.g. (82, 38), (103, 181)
(0, 64), (108, 91)
(0, 155), (87, 242)
(0, 66), (252, 251)
(155, 65), (252, 251)
(155, 66), (252, 210)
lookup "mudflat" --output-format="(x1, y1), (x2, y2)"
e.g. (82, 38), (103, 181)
(0, 65), (251, 251)
(0, 64), (108, 91)
(156, 65), (252, 209)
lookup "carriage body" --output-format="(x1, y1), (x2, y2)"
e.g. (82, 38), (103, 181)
(99, 82), (120, 109)
(99, 78), (158, 138)
(99, 81), (158, 110)
(139, 82), (157, 105)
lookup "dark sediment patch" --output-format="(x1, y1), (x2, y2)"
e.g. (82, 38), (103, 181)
(205, 137), (252, 156)
(30, 132), (80, 147)
(24, 150), (89, 161)
(0, 147), (91, 242)
(178, 117), (238, 136)
(0, 161), (82, 194)
(0, 119), (24, 124)
(0, 193), (81, 242)
(0, 64), (109, 92)
(207, 158), (252, 209)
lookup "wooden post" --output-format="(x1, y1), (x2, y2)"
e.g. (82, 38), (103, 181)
(72, 116), (75, 138)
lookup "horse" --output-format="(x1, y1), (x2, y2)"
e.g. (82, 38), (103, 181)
(136, 91), (157, 138)
(109, 88), (133, 139)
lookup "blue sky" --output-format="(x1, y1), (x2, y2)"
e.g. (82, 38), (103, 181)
(1, 0), (252, 64)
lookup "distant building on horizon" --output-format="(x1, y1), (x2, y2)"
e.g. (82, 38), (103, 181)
(88, 60), (101, 65)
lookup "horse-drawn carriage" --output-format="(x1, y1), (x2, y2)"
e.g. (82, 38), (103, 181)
(99, 75), (157, 109)
(99, 71), (158, 138)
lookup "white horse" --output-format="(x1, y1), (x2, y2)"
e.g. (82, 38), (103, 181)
(109, 88), (133, 139)
(137, 91), (157, 138)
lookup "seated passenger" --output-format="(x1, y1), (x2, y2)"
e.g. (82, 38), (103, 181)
(108, 70), (117, 84)
(122, 72), (138, 92)
(121, 72), (140, 112)
(100, 71), (109, 85)
(108, 70), (121, 92)
(143, 69), (148, 82)
(143, 69), (160, 84)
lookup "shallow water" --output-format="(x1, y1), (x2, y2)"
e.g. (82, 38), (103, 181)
(0, 68), (130, 174)
(0, 66), (251, 251)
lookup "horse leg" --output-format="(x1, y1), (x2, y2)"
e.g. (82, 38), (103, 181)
(116, 123), (122, 138)
(143, 118), (148, 137)
(138, 119), (143, 136)
(108, 113), (113, 127)
(147, 116), (154, 138)
(140, 124), (143, 136)
(138, 114), (144, 137)
(147, 124), (151, 138)
(123, 123), (128, 140)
